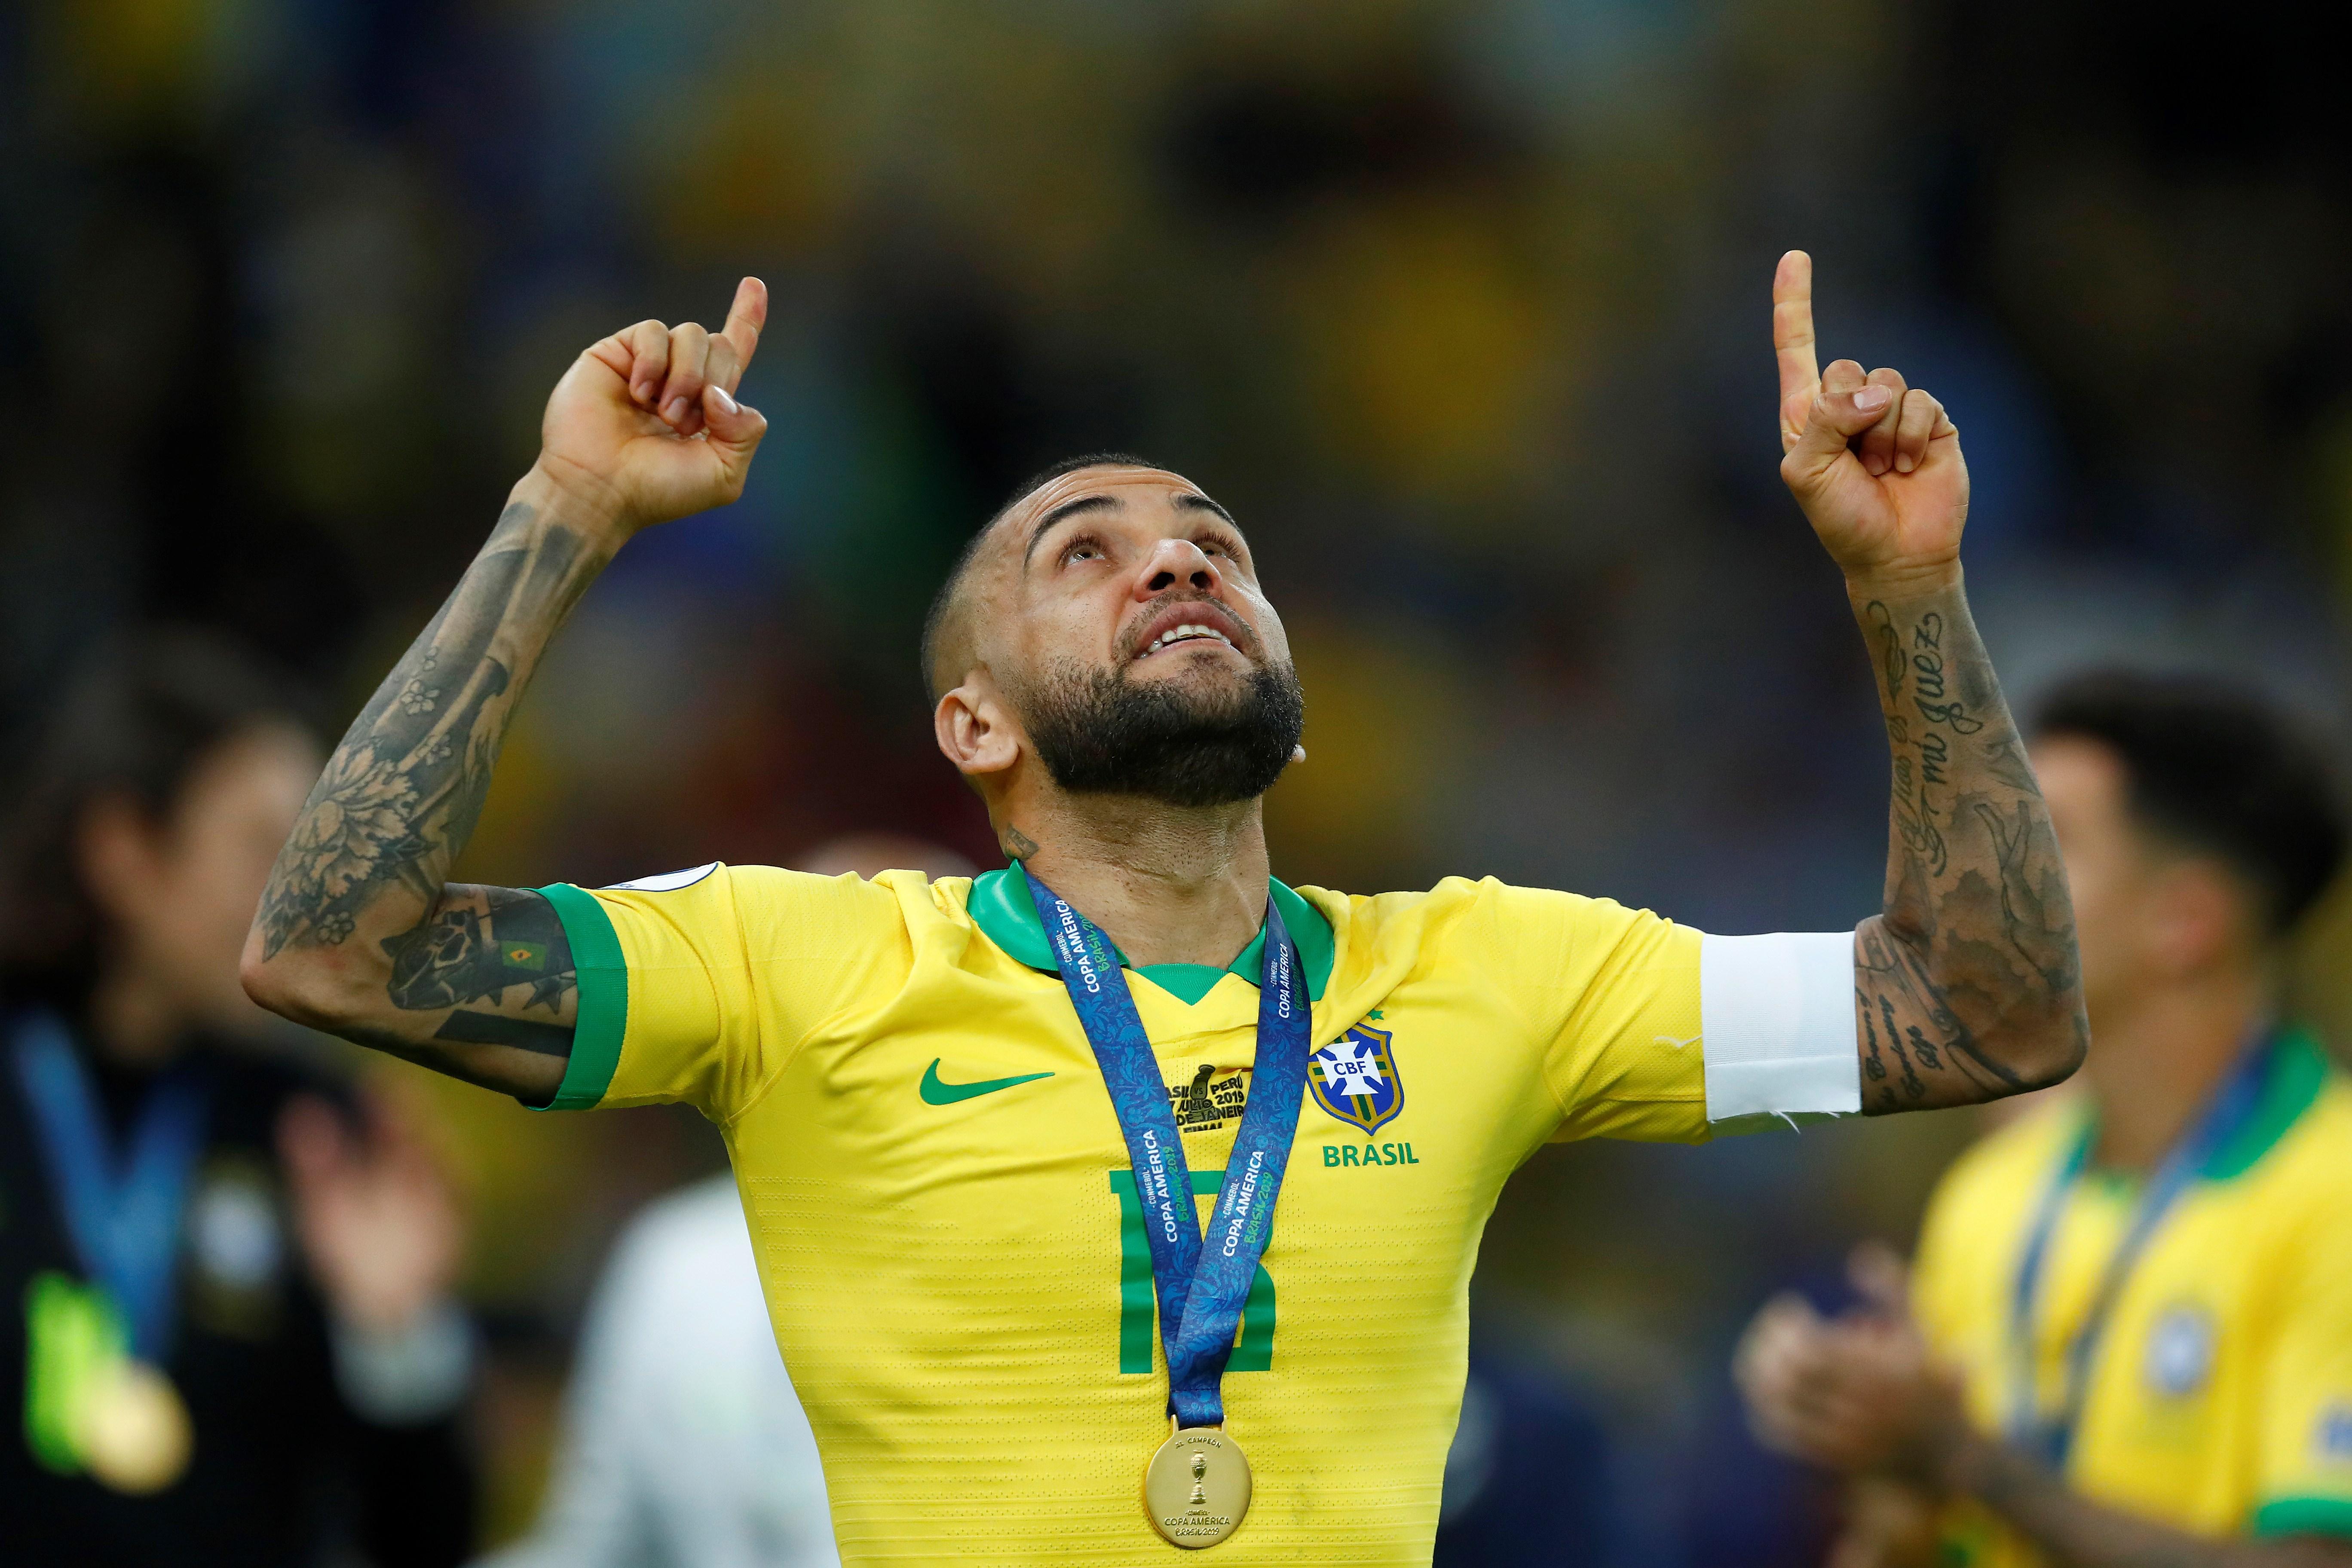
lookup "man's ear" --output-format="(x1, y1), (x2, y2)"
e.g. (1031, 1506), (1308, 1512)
(934, 674), (1023, 781)
(2147, 859), (2246, 978)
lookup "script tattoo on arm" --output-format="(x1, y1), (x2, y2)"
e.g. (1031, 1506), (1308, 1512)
(246, 498), (610, 1098)
(1852, 585), (2086, 1112)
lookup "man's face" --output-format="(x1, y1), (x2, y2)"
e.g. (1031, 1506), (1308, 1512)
(2032, 738), (2192, 1029)
(86, 723), (320, 1036)
(960, 465), (1304, 805)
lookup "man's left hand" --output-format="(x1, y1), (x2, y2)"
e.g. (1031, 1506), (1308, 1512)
(280, 1087), (464, 1335)
(1774, 251), (1969, 596)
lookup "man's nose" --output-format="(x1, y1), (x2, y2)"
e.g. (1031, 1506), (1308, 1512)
(1132, 537), (1222, 599)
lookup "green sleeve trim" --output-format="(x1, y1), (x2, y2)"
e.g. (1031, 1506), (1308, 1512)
(533, 883), (627, 1111)
(2253, 1496), (2352, 1539)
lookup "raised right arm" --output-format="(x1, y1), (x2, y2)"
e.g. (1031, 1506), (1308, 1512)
(241, 280), (769, 1100)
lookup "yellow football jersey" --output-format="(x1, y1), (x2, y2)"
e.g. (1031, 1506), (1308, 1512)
(532, 863), (1794, 1565)
(1914, 1032), (2352, 1565)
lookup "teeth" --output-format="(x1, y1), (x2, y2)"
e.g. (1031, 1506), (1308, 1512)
(1149, 623), (1233, 652)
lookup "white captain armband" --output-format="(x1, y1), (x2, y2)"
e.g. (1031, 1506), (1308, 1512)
(1699, 931), (1861, 1125)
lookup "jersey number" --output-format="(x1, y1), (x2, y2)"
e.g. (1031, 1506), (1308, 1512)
(1109, 1170), (1277, 1374)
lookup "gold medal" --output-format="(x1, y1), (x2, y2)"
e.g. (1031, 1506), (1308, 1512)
(75, 1358), (192, 1494)
(1143, 1421), (1252, 1548)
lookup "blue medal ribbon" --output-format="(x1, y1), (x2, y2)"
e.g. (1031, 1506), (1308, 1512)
(1022, 865), (1309, 1430)
(11, 1012), (210, 1362)
(2005, 1032), (2273, 1467)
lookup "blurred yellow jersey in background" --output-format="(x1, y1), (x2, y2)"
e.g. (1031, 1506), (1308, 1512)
(531, 864), (1715, 1566)
(1914, 1032), (2352, 1565)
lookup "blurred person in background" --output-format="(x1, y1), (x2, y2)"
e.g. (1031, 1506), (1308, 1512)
(478, 834), (971, 1568)
(1433, 1344), (1623, 1565)
(239, 251), (2086, 1567)
(0, 630), (477, 1566)
(1737, 671), (2352, 1566)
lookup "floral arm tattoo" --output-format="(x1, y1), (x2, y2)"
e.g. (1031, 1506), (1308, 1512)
(1851, 583), (2086, 1112)
(250, 500), (610, 1093)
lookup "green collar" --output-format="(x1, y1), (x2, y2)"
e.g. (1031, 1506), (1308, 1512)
(2202, 1026), (2330, 1181)
(2074, 1026), (2332, 1186)
(964, 866), (1334, 1006)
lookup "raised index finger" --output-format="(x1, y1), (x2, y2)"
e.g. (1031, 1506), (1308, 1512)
(1772, 250), (1819, 406)
(714, 276), (768, 392)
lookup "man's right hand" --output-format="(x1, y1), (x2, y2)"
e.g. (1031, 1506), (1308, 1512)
(533, 276), (770, 536)
(1734, 1245), (1964, 1482)
(245, 287), (769, 1099)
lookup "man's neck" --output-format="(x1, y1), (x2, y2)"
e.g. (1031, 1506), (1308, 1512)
(86, 961), (191, 1072)
(1005, 794), (1271, 969)
(2083, 966), (2272, 1173)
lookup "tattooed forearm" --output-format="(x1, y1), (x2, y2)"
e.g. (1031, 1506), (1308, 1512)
(242, 476), (616, 1098)
(1852, 584), (2085, 1112)
(255, 502), (599, 960)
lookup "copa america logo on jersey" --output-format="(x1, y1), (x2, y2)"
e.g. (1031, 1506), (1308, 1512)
(1309, 1023), (1404, 1136)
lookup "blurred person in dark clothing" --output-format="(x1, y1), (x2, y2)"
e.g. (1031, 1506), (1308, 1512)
(0, 630), (477, 1566)
(1737, 672), (2352, 1566)
(1433, 1348), (1622, 1566)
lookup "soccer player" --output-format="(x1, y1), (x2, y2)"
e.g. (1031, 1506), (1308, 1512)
(1735, 673), (2352, 1567)
(240, 251), (2085, 1565)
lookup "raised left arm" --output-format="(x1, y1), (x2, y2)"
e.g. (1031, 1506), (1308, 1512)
(1847, 578), (2082, 1109)
(1772, 251), (2086, 1111)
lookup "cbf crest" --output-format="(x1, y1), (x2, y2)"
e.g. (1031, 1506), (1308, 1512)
(1310, 1021), (1403, 1136)
(2144, 1303), (2217, 1399)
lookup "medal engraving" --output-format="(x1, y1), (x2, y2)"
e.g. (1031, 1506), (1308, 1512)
(1143, 1425), (1252, 1548)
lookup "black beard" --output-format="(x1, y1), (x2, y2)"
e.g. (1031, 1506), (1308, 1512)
(1017, 657), (1305, 808)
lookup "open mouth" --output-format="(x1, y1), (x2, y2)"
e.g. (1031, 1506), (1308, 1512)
(1142, 622), (1237, 657)
(1127, 597), (1253, 665)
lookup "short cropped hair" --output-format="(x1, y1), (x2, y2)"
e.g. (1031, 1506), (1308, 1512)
(919, 453), (1163, 701)
(2032, 670), (2346, 935)
(0, 628), (309, 1008)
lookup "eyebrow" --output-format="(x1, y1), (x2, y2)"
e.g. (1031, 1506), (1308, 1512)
(1025, 495), (1118, 566)
(1176, 493), (1238, 529)
(1021, 490), (1246, 567)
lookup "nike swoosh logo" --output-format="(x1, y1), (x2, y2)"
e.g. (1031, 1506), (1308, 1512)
(919, 1059), (1056, 1105)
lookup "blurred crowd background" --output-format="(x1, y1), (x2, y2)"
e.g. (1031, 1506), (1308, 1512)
(6, 0), (2352, 1561)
